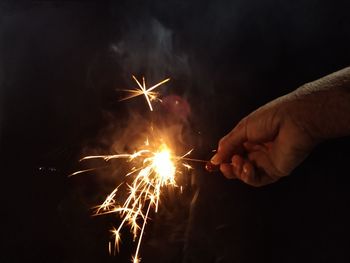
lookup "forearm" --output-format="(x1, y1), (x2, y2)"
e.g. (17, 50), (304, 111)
(286, 67), (350, 140)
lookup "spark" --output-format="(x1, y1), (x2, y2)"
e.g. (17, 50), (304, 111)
(119, 75), (170, 111)
(76, 140), (192, 262)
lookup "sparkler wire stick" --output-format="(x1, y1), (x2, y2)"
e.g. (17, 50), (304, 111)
(180, 157), (208, 163)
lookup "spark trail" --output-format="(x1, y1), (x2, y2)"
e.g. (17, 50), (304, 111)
(76, 141), (192, 263)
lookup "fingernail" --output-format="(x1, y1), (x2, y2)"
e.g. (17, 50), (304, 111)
(210, 154), (220, 165)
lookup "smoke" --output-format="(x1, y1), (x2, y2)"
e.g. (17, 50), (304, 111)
(111, 17), (190, 84)
(78, 8), (197, 221)
(82, 12), (198, 158)
(76, 14), (203, 263)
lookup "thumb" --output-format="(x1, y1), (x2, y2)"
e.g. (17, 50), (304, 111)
(211, 118), (247, 164)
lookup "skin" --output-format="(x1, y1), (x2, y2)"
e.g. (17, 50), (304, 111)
(211, 67), (350, 187)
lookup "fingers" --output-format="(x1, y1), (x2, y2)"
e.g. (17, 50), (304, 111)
(219, 154), (246, 180)
(211, 106), (284, 186)
(220, 154), (279, 187)
(219, 155), (243, 179)
(220, 155), (253, 182)
(232, 154), (243, 175)
(220, 163), (236, 179)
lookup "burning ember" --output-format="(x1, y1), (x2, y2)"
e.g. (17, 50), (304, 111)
(119, 75), (170, 111)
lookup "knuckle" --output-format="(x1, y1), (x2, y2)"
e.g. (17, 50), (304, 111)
(220, 164), (235, 179)
(235, 117), (247, 130)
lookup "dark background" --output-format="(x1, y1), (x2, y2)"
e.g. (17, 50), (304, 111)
(1, 1), (350, 263)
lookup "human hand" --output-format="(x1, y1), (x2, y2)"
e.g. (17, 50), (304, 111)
(210, 93), (318, 186)
(211, 67), (350, 186)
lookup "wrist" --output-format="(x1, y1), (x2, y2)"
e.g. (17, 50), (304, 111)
(286, 83), (350, 141)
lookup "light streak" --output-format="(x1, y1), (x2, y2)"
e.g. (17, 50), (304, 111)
(76, 140), (193, 263)
(119, 75), (170, 111)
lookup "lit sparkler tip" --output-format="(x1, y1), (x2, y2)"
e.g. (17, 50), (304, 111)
(77, 138), (193, 262)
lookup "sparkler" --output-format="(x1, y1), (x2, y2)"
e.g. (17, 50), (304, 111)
(75, 140), (193, 263)
(119, 75), (170, 111)
(73, 74), (212, 262)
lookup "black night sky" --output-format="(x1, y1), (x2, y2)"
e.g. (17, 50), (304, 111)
(1, 1), (350, 263)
